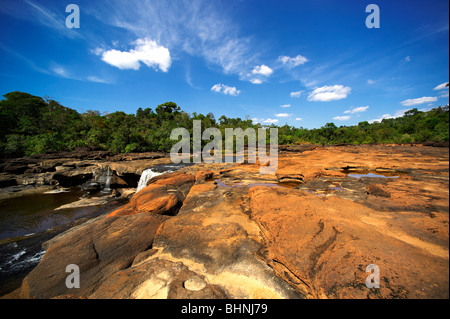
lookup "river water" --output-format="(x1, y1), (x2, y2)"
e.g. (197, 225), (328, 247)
(0, 187), (127, 296)
(0, 162), (193, 296)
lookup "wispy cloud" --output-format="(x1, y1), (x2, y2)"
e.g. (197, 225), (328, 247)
(433, 82), (449, 90)
(86, 75), (111, 84)
(333, 115), (351, 121)
(87, 0), (256, 76)
(49, 63), (111, 83)
(307, 85), (351, 102)
(280, 104), (291, 108)
(21, 0), (83, 39)
(51, 66), (70, 78)
(290, 91), (303, 98)
(344, 106), (369, 114)
(401, 96), (438, 106)
(275, 113), (291, 118)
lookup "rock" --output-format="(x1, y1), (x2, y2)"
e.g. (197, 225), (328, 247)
(107, 172), (195, 217)
(249, 186), (449, 299)
(80, 181), (101, 192)
(0, 174), (17, 187)
(150, 182), (302, 299)
(195, 170), (213, 184)
(9, 145), (449, 299)
(54, 196), (113, 210)
(184, 276), (207, 291)
(90, 258), (228, 299)
(366, 184), (391, 197)
(52, 167), (94, 187)
(0, 163), (28, 174)
(19, 213), (170, 299)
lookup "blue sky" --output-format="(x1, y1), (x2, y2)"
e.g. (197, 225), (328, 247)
(0, 0), (448, 129)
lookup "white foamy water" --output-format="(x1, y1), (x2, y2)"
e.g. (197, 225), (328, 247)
(135, 169), (164, 194)
(44, 188), (71, 194)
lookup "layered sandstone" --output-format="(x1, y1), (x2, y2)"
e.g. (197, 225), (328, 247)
(6, 145), (449, 299)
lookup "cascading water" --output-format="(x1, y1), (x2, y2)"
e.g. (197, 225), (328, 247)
(81, 165), (113, 195)
(99, 166), (113, 195)
(135, 168), (163, 193)
(135, 163), (194, 194)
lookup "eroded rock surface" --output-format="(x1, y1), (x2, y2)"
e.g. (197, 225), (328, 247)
(8, 145), (449, 299)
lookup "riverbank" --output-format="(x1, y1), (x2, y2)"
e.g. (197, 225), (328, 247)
(1, 144), (449, 298)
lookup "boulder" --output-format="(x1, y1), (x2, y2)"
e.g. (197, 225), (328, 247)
(19, 213), (170, 299)
(107, 172), (195, 217)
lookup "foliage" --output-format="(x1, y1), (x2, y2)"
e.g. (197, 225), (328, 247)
(0, 91), (448, 158)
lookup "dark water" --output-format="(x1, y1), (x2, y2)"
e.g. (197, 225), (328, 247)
(0, 188), (85, 241)
(0, 187), (127, 296)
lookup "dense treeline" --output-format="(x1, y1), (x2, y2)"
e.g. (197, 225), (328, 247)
(0, 91), (448, 158)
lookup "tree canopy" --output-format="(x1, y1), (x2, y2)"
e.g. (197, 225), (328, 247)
(0, 91), (448, 158)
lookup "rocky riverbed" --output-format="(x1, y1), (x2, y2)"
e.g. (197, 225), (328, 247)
(1, 145), (449, 299)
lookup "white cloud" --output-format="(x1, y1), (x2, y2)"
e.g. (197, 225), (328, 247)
(86, 76), (109, 84)
(277, 54), (308, 67)
(211, 84), (222, 93)
(295, 117), (303, 121)
(52, 66), (69, 78)
(404, 56), (411, 62)
(367, 79), (375, 84)
(275, 113), (291, 118)
(251, 64), (273, 76)
(344, 106), (369, 114)
(250, 78), (263, 84)
(333, 115), (351, 121)
(369, 114), (392, 124)
(263, 118), (279, 124)
(290, 91), (303, 98)
(369, 109), (409, 123)
(101, 50), (141, 70)
(401, 96), (438, 106)
(252, 117), (279, 124)
(280, 104), (291, 108)
(301, 79), (318, 88)
(439, 91), (449, 98)
(393, 109), (409, 118)
(210, 83), (241, 96)
(89, 0), (257, 76)
(92, 48), (104, 56)
(433, 82), (449, 90)
(307, 85), (351, 102)
(100, 38), (171, 72)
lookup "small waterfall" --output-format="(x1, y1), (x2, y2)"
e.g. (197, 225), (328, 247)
(135, 163), (194, 194)
(81, 165), (113, 195)
(135, 169), (164, 193)
(100, 166), (113, 195)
